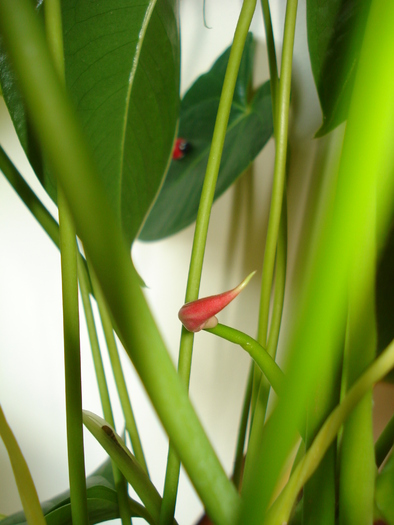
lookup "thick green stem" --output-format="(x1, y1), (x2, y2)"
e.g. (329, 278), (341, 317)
(159, 1), (257, 523)
(44, 1), (88, 522)
(0, 3), (240, 522)
(58, 188), (88, 525)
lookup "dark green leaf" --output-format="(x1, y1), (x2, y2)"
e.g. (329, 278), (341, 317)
(63, 0), (180, 246)
(307, 0), (371, 136)
(0, 0), (180, 247)
(140, 33), (273, 241)
(376, 222), (394, 382)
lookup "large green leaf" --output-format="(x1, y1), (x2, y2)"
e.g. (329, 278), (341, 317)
(0, 0), (180, 247)
(139, 33), (273, 241)
(306, 0), (371, 136)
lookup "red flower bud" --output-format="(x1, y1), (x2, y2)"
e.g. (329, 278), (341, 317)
(178, 272), (256, 332)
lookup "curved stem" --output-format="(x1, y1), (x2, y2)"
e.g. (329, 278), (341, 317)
(205, 324), (284, 396)
(266, 338), (394, 525)
(159, 1), (257, 523)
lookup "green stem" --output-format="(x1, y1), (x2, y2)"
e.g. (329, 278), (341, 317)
(159, 1), (257, 523)
(78, 261), (132, 525)
(89, 266), (149, 475)
(205, 324), (284, 395)
(257, 0), (297, 349)
(0, 2), (240, 522)
(244, 0), (296, 500)
(58, 188), (88, 525)
(232, 365), (253, 489)
(265, 338), (394, 525)
(0, 146), (60, 247)
(260, 0), (279, 113)
(44, 1), (88, 522)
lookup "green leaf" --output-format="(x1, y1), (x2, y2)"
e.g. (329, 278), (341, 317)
(0, 0), (180, 247)
(375, 449), (394, 524)
(140, 33), (273, 241)
(0, 458), (154, 525)
(306, 0), (371, 136)
(63, 0), (180, 246)
(83, 410), (163, 524)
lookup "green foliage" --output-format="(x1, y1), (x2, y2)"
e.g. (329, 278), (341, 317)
(0, 0), (180, 247)
(140, 33), (273, 240)
(0, 0), (394, 524)
(0, 459), (153, 525)
(376, 449), (394, 524)
(307, 0), (371, 136)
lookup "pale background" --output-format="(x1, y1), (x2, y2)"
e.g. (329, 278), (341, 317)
(0, 1), (393, 524)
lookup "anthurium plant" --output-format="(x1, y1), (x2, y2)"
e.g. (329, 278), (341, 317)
(0, 0), (394, 524)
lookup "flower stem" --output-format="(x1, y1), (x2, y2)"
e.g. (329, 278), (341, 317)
(159, 1), (257, 523)
(205, 324), (284, 396)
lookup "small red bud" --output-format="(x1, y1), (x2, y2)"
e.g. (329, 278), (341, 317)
(178, 272), (256, 332)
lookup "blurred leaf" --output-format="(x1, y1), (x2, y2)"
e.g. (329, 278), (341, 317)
(307, 0), (371, 136)
(0, 0), (180, 247)
(140, 33), (273, 240)
(0, 458), (153, 525)
(375, 449), (394, 524)
(376, 222), (394, 382)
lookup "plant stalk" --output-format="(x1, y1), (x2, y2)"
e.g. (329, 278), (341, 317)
(159, 1), (257, 523)
(44, 1), (88, 522)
